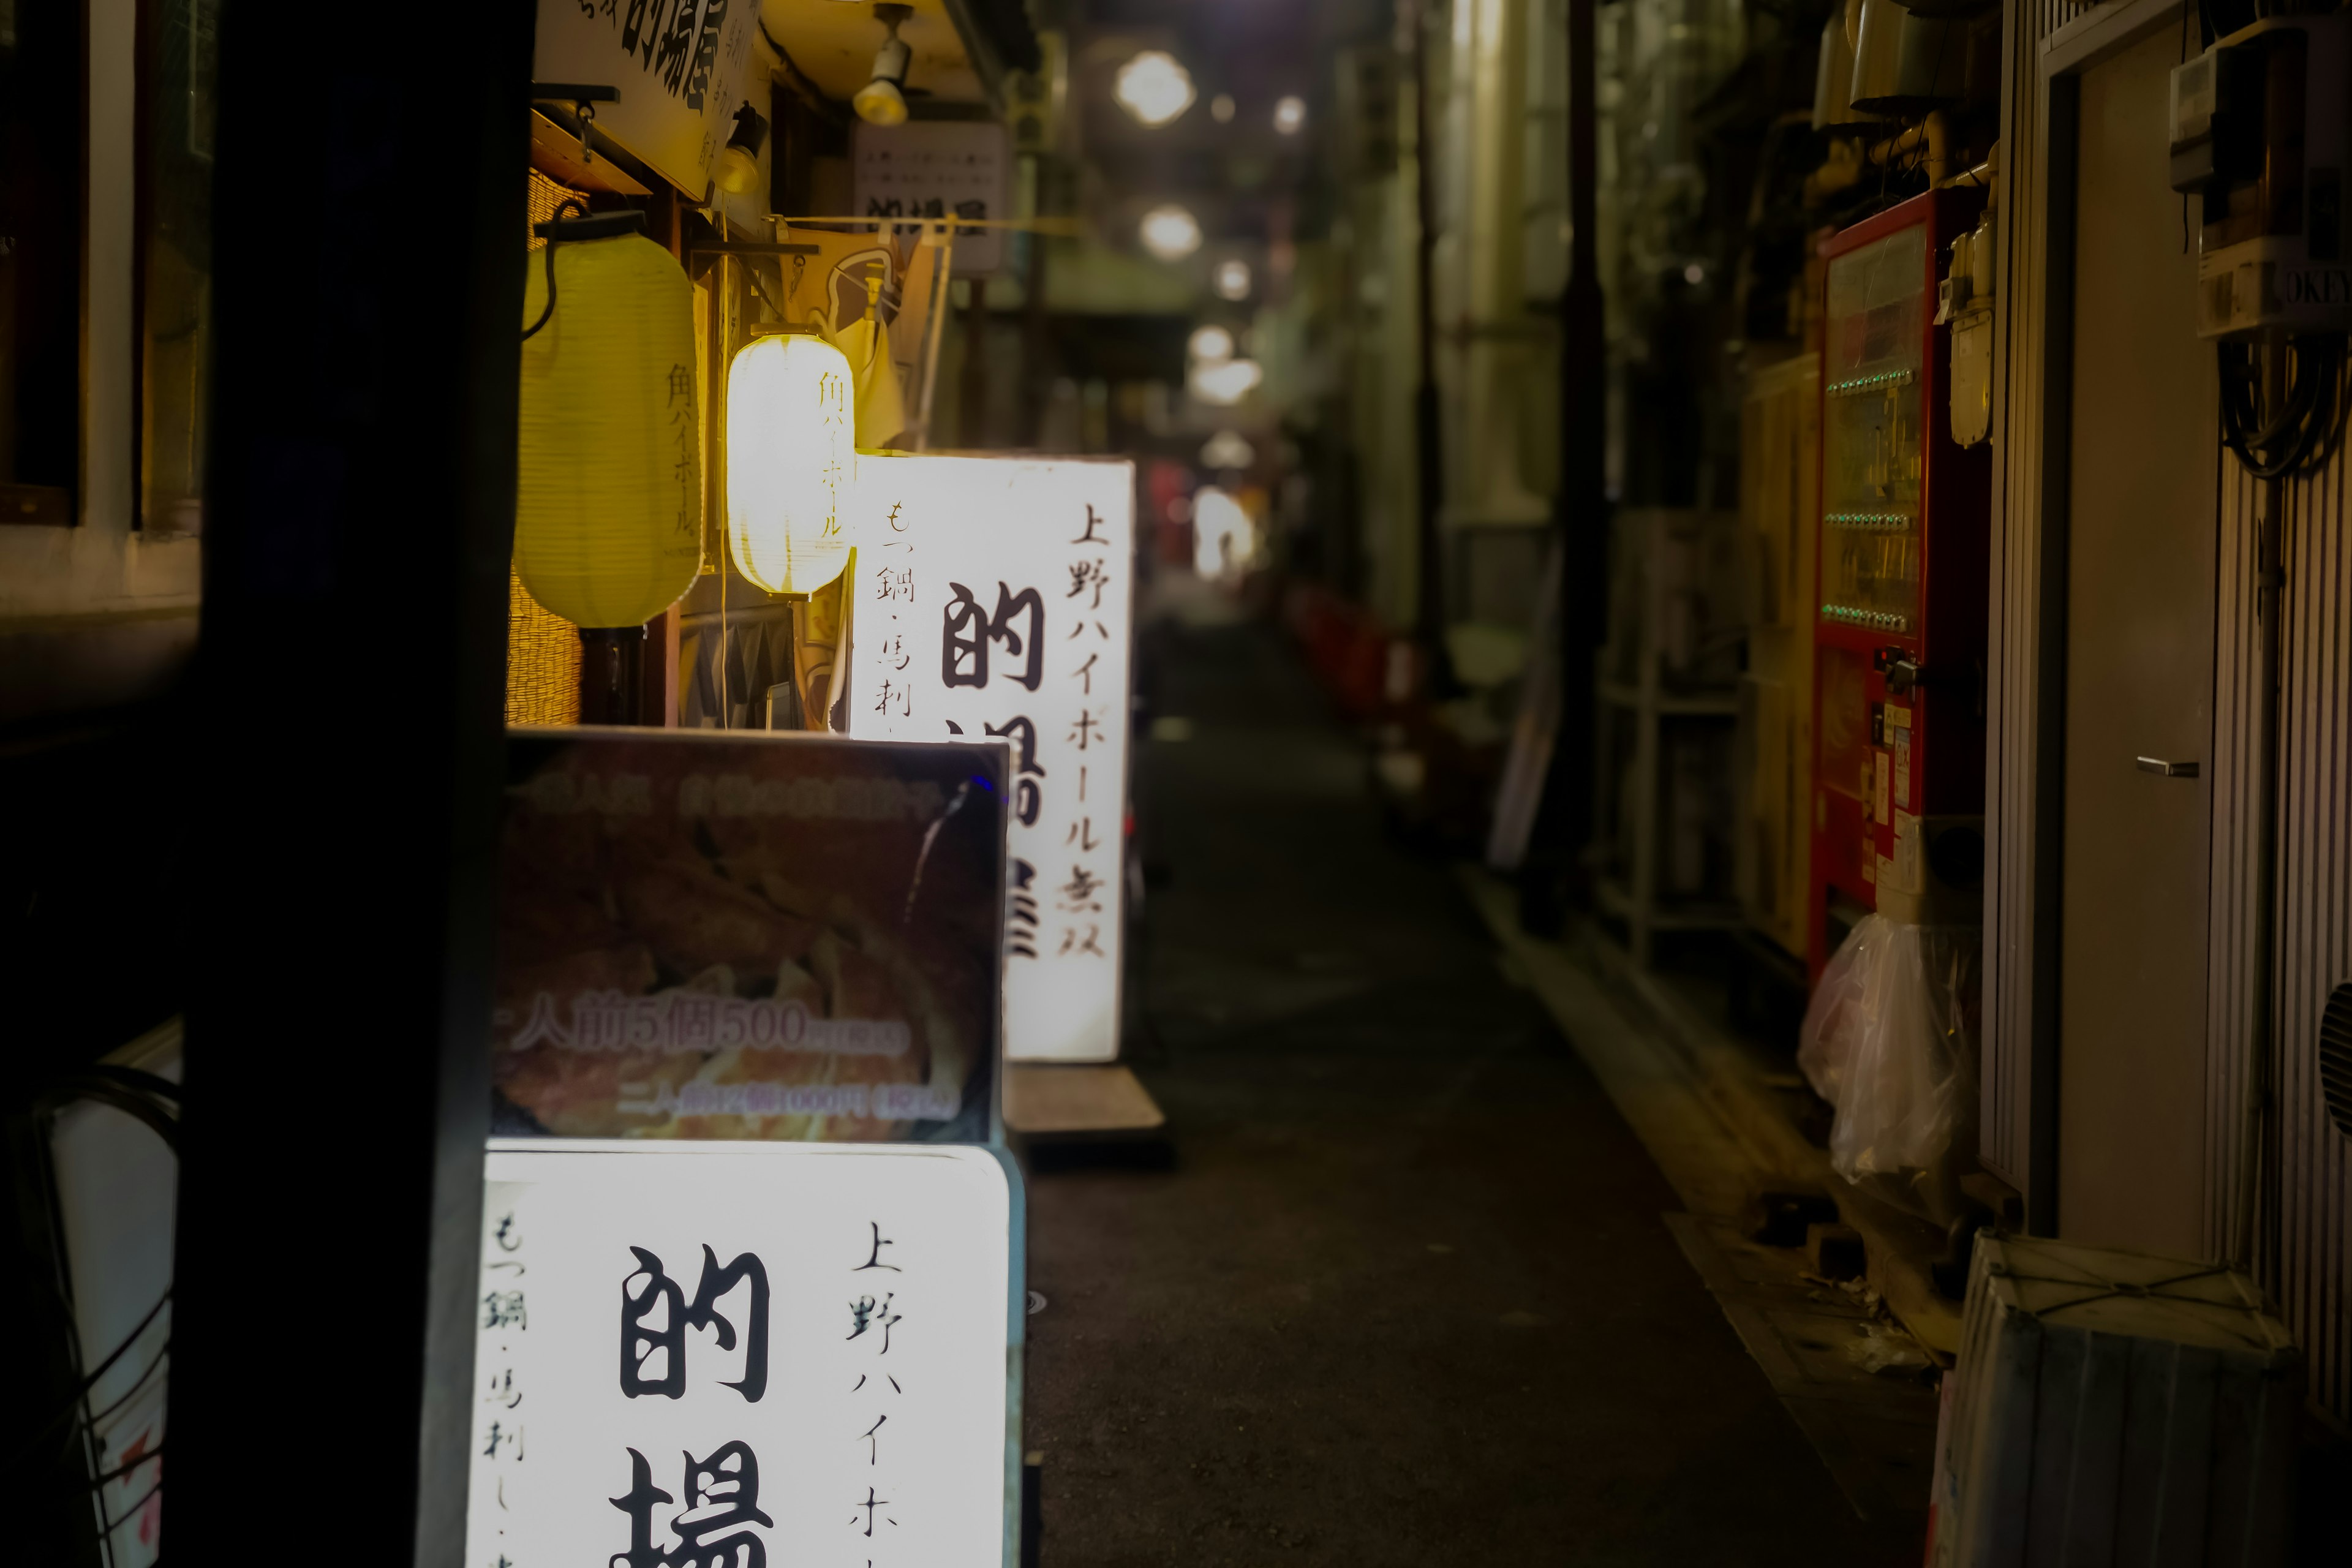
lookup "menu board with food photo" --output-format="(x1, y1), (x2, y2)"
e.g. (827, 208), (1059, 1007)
(491, 728), (1008, 1145)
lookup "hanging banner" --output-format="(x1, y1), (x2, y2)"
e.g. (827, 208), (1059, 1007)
(846, 456), (1137, 1063)
(850, 120), (1011, 276)
(466, 1139), (1022, 1568)
(490, 729), (1008, 1144)
(533, 0), (759, 200)
(779, 225), (945, 448)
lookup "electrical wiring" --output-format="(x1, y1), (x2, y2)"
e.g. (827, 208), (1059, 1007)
(521, 199), (593, 342)
(2220, 336), (2348, 479)
(99, 1476), (164, 1541)
(82, 1339), (170, 1431)
(8, 1288), (172, 1466)
(85, 1441), (165, 1491)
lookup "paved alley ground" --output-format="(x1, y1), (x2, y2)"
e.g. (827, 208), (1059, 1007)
(1020, 619), (1928, 1566)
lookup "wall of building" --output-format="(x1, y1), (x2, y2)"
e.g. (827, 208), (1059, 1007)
(1982, 0), (2351, 1420)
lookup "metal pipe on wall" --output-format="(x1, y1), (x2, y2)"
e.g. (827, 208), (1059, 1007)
(1519, 0), (1606, 929)
(2237, 464), (2283, 1281)
(1408, 0), (1452, 684)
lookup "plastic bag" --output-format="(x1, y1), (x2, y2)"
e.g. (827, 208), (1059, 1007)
(1797, 914), (1981, 1219)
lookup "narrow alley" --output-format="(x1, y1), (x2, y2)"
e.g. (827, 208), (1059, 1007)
(9, 4), (2343, 1564)
(1024, 620), (1923, 1564)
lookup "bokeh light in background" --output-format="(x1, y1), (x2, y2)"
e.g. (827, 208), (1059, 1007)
(1188, 324), (1235, 363)
(1114, 50), (1196, 127)
(1139, 204), (1203, 262)
(1188, 357), (1263, 407)
(1200, 429), (1255, 471)
(1213, 259), (1252, 301)
(1191, 485), (1258, 582)
(1210, 93), (1236, 123)
(1272, 95), (1307, 135)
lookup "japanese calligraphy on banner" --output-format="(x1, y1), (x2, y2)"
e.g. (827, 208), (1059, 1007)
(850, 120), (1010, 276)
(533, 0), (758, 199)
(466, 1140), (1021, 1568)
(491, 729), (1008, 1143)
(846, 456), (1136, 1063)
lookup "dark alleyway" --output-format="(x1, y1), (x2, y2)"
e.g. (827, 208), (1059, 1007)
(1021, 621), (1926, 1566)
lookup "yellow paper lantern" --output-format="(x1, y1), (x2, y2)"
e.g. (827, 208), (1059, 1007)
(514, 221), (703, 628)
(726, 332), (858, 597)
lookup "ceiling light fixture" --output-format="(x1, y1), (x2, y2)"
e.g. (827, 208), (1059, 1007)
(1115, 50), (1196, 127)
(712, 102), (771, 195)
(853, 4), (914, 127)
(1272, 95), (1307, 135)
(1139, 204), (1202, 262)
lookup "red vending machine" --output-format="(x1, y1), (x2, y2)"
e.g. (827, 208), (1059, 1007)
(1809, 187), (1990, 975)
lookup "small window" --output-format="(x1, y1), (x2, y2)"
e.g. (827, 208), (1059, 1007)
(137, 0), (219, 537)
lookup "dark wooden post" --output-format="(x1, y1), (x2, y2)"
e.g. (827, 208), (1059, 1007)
(170, 7), (533, 1565)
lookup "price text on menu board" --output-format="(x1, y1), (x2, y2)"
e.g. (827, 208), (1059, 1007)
(466, 1141), (1018, 1568)
(849, 457), (1136, 1063)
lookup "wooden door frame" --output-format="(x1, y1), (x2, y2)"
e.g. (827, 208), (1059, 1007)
(1994, 0), (2199, 1232)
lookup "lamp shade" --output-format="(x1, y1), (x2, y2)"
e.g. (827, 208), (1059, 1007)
(726, 333), (858, 597)
(514, 230), (703, 629)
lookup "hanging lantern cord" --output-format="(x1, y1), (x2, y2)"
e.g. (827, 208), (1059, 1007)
(521, 198), (594, 343)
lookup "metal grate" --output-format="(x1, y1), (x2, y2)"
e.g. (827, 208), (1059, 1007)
(2322, 982), (2352, 1139)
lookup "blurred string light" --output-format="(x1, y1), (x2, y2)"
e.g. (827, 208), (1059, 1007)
(1188, 356), (1262, 407)
(1115, 50), (1196, 127)
(1213, 259), (1252, 301)
(1187, 323), (1234, 363)
(1139, 204), (1202, 262)
(1192, 484), (1257, 582)
(1210, 93), (1236, 124)
(1272, 94), (1307, 135)
(1200, 429), (1255, 470)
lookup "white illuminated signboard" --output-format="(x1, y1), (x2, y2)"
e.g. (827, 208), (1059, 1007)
(465, 1140), (1020, 1568)
(533, 0), (757, 200)
(846, 456), (1136, 1063)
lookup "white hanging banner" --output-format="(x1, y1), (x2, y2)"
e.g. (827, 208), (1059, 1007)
(850, 120), (1011, 276)
(846, 456), (1136, 1063)
(465, 1140), (1021, 1568)
(532, 0), (759, 200)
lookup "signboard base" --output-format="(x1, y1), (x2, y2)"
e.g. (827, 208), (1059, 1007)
(1002, 1064), (1165, 1139)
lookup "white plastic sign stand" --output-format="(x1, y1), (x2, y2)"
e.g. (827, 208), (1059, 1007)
(464, 1140), (1023, 1568)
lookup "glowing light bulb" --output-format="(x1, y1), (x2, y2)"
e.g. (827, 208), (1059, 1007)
(1115, 51), (1196, 127)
